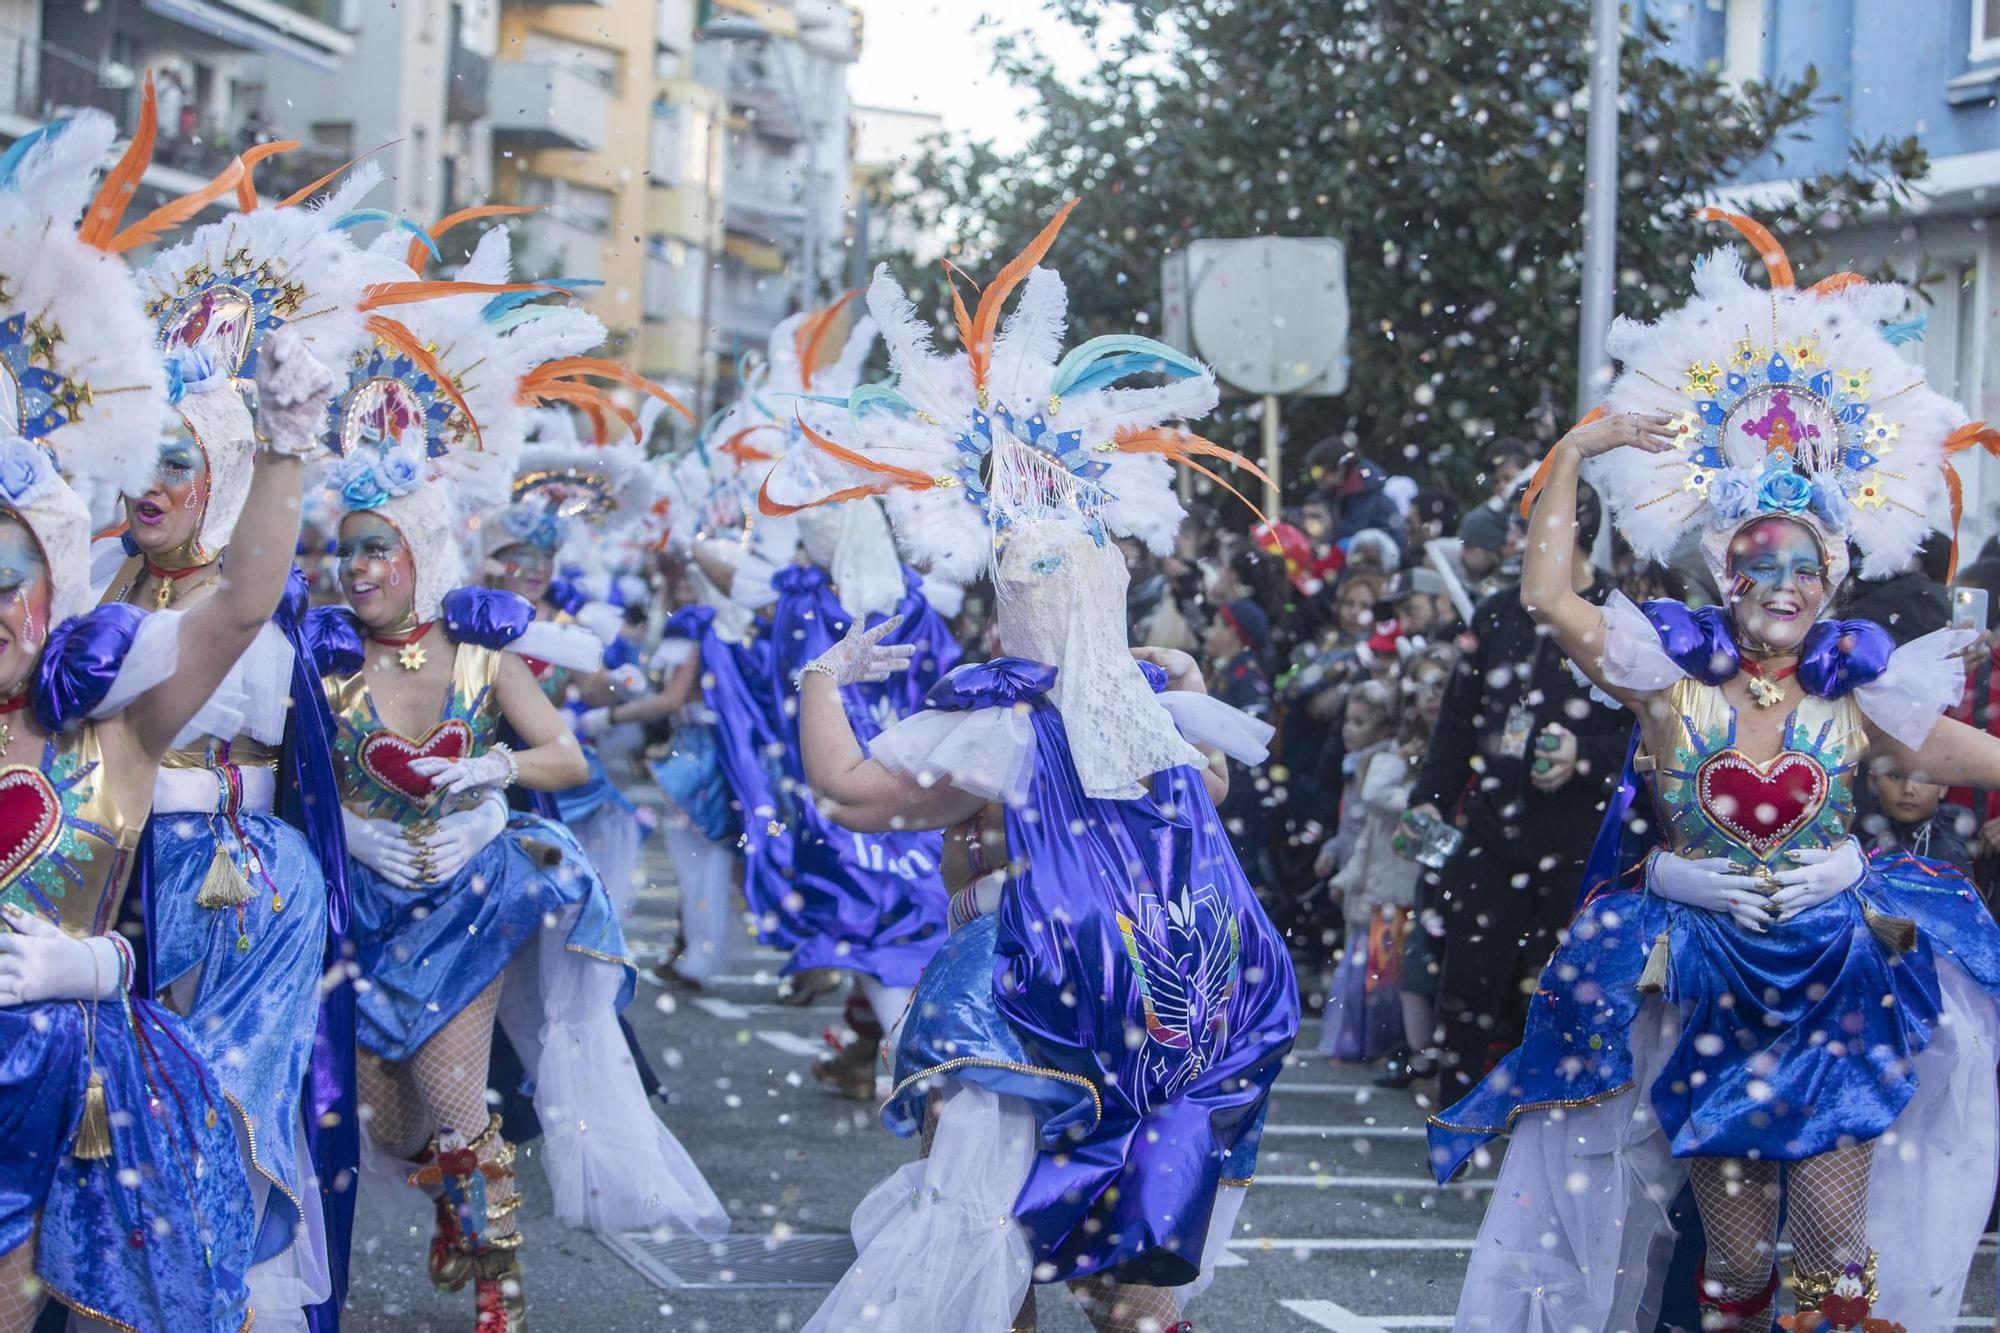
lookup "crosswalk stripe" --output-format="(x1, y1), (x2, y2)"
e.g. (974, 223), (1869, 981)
(1263, 1124), (1428, 1139)
(1253, 1175), (1491, 1191)
(1281, 1302), (1451, 1331)
(754, 1030), (830, 1058)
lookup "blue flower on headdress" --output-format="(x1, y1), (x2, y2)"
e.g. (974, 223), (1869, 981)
(1708, 469), (1757, 522)
(0, 437), (50, 504)
(1756, 465), (1813, 516)
(1809, 476), (1852, 532)
(376, 446), (425, 496)
(163, 348), (223, 406)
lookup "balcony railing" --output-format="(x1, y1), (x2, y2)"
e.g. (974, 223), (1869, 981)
(490, 58), (611, 153)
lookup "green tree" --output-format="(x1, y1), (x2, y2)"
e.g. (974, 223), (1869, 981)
(887, 0), (1927, 499)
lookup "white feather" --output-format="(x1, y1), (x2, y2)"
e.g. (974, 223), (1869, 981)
(985, 267), (1066, 411)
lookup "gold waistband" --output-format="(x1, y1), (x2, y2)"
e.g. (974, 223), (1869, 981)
(162, 737), (281, 772)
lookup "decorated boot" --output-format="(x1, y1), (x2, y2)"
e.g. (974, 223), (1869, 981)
(1696, 1262), (1778, 1331)
(410, 1115), (526, 1331)
(1780, 1253), (1904, 1333)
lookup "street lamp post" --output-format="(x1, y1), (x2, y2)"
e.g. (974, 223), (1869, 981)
(1576, 0), (1621, 420)
(704, 16), (821, 312)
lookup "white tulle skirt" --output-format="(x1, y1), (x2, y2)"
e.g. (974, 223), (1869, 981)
(575, 804), (644, 921)
(1453, 959), (2000, 1332)
(659, 806), (739, 984)
(495, 906), (730, 1237)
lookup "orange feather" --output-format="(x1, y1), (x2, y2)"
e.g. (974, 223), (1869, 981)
(364, 314), (483, 449)
(518, 358), (695, 424)
(521, 381), (639, 443)
(758, 474), (898, 517)
(793, 289), (860, 390)
(278, 143), (392, 209)
(1518, 407), (1609, 519)
(408, 204), (539, 274)
(1697, 206), (1795, 289)
(941, 259), (976, 364)
(1942, 420), (2000, 581)
(1113, 428), (1270, 527)
(719, 425), (781, 464)
(967, 198), (1080, 391)
(1809, 271), (1867, 297)
(359, 280), (553, 311)
(108, 155), (247, 254)
(81, 73), (159, 250)
(234, 140), (298, 212)
(797, 416), (936, 491)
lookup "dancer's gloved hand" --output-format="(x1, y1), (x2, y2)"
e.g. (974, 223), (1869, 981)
(0, 905), (122, 1005)
(797, 615), (913, 688)
(417, 794), (508, 884)
(1767, 838), (1867, 922)
(253, 328), (340, 457)
(578, 706), (614, 740)
(1646, 851), (1772, 933)
(410, 749), (513, 799)
(342, 808), (422, 889)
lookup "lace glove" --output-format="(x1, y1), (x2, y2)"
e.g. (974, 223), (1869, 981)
(608, 664), (647, 694)
(342, 808), (421, 889)
(416, 794), (508, 885)
(578, 706), (614, 741)
(253, 328), (340, 458)
(0, 906), (123, 1005)
(1646, 850), (1771, 934)
(796, 614), (914, 688)
(410, 745), (517, 799)
(1767, 838), (1867, 922)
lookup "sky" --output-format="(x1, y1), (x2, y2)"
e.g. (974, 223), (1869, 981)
(848, 0), (1081, 150)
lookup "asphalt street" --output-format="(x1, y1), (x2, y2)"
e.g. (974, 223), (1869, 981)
(342, 786), (2000, 1332)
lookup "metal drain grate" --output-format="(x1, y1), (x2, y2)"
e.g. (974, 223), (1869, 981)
(601, 1230), (857, 1290)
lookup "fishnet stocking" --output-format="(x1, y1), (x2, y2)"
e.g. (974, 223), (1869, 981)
(0, 1240), (43, 1333)
(357, 975), (517, 1238)
(1690, 1157), (1780, 1332)
(1788, 1143), (1874, 1303)
(1066, 1273), (1181, 1333)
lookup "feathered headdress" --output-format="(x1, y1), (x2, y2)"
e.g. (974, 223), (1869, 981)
(0, 107), (186, 621)
(1587, 210), (1978, 587)
(757, 201), (1264, 586)
(488, 411), (661, 561)
(139, 149), (400, 555)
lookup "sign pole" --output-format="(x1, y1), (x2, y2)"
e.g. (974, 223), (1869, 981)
(1262, 392), (1281, 517)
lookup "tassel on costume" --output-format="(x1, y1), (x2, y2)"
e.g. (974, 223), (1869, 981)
(195, 844), (256, 909)
(72, 1071), (112, 1160)
(1862, 902), (1918, 955)
(1636, 930), (1672, 994)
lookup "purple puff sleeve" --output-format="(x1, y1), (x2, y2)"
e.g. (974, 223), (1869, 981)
(31, 603), (149, 732)
(303, 605), (365, 677)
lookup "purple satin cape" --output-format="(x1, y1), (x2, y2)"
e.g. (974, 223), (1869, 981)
(767, 565), (960, 984)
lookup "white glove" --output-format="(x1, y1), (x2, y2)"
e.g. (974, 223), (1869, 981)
(1767, 838), (1867, 922)
(252, 328), (340, 457)
(0, 906), (122, 1005)
(410, 749), (514, 799)
(342, 808), (421, 889)
(415, 795), (508, 885)
(578, 706), (613, 741)
(609, 664), (647, 694)
(798, 615), (915, 688)
(1647, 851), (1772, 934)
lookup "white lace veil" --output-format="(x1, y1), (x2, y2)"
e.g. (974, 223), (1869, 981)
(995, 517), (1204, 800)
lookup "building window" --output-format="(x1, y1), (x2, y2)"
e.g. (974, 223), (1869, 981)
(1720, 0), (1766, 87)
(515, 175), (615, 236)
(1975, 0), (2000, 62)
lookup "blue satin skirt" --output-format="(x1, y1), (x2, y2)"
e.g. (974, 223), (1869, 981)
(150, 810), (327, 1265)
(348, 813), (630, 1061)
(0, 998), (255, 1332)
(555, 745), (637, 827)
(1429, 852), (2000, 1181)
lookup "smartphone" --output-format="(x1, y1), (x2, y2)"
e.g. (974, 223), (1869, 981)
(1950, 584), (1990, 633)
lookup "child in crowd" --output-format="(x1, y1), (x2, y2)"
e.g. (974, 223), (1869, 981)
(1316, 679), (1417, 1062)
(1377, 650), (1452, 1088)
(1861, 766), (1978, 876)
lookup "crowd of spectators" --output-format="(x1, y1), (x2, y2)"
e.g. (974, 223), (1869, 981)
(1134, 436), (2000, 1103)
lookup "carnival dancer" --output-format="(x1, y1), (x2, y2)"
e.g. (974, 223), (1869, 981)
(311, 226), (725, 1332)
(102, 147), (406, 1333)
(1427, 213), (2000, 1332)
(0, 104), (334, 1333)
(771, 203), (1297, 1333)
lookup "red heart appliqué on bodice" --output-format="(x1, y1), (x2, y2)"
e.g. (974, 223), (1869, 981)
(358, 720), (473, 807)
(0, 765), (61, 891)
(1694, 750), (1828, 858)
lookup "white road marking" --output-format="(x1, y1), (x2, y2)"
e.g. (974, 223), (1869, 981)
(1263, 1123), (1428, 1139)
(1253, 1175), (1491, 1191)
(754, 1030), (830, 1059)
(1281, 1299), (1452, 1330)
(1230, 1238), (1476, 1253)
(692, 997), (751, 1020)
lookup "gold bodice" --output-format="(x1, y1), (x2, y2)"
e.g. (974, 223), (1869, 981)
(0, 725), (144, 939)
(324, 641), (503, 826)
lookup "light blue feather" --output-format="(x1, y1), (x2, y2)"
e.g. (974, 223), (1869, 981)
(481, 276), (604, 324)
(1049, 335), (1204, 398)
(335, 210), (441, 261)
(0, 121), (69, 190)
(1881, 312), (1928, 346)
(847, 381), (916, 422)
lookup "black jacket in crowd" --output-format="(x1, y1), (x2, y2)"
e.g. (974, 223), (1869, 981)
(1409, 574), (1630, 862)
